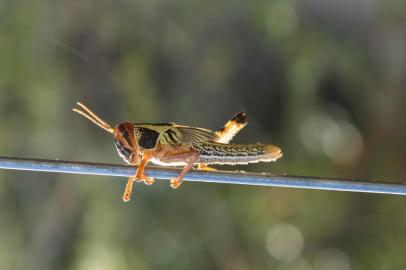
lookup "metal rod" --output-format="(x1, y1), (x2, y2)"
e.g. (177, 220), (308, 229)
(0, 156), (405, 195)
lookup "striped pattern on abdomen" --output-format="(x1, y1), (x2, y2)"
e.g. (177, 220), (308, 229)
(192, 142), (282, 165)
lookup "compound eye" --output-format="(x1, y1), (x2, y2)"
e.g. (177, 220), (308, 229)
(119, 127), (132, 144)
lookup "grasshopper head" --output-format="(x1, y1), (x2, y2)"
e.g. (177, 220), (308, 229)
(73, 102), (137, 164)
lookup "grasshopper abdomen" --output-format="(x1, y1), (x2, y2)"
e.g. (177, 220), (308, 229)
(193, 142), (282, 165)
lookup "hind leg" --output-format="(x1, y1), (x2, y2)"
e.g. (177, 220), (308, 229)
(196, 112), (248, 170)
(215, 112), (247, 143)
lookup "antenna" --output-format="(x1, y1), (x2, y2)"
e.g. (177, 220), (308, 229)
(73, 102), (114, 134)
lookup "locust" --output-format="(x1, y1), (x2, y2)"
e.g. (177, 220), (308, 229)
(73, 102), (282, 202)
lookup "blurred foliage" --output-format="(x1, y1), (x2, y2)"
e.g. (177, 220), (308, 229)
(0, 0), (405, 269)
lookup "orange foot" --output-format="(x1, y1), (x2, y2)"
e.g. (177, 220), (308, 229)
(138, 175), (155, 185)
(122, 192), (131, 202)
(143, 177), (155, 185)
(170, 177), (182, 189)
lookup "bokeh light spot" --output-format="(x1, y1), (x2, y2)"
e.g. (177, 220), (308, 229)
(300, 112), (363, 163)
(314, 248), (351, 270)
(278, 258), (314, 270)
(266, 223), (304, 262)
(76, 245), (128, 270)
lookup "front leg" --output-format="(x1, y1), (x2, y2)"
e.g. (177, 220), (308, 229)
(122, 152), (154, 202)
(170, 152), (200, 189)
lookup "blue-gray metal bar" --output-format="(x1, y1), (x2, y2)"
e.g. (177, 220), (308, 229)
(0, 156), (405, 195)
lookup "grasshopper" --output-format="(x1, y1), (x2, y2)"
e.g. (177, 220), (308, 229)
(73, 102), (282, 202)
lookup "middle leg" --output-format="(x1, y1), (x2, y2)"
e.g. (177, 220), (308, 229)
(170, 152), (200, 189)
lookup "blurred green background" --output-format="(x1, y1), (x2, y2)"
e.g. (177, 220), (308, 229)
(1, 0), (405, 269)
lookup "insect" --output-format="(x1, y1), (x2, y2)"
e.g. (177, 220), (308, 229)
(73, 102), (282, 202)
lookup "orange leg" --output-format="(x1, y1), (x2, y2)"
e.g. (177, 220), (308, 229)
(129, 147), (154, 186)
(122, 152), (154, 202)
(122, 177), (136, 203)
(128, 152), (143, 183)
(170, 153), (200, 189)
